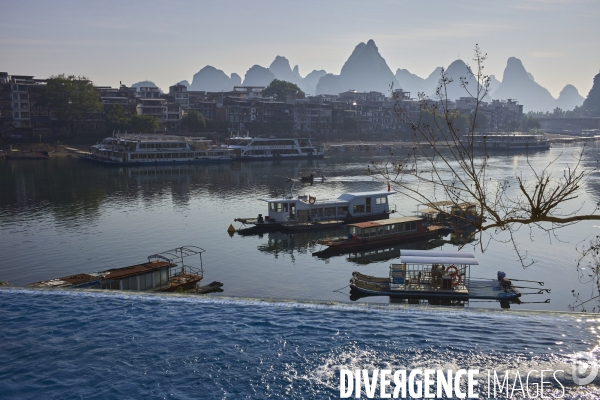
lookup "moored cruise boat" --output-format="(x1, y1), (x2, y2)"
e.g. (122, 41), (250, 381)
(80, 133), (234, 165)
(234, 189), (396, 235)
(470, 133), (550, 151)
(227, 136), (324, 160)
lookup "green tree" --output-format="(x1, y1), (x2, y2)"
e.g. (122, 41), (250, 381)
(129, 114), (160, 133)
(181, 110), (206, 132)
(507, 119), (520, 131)
(521, 114), (541, 130)
(473, 112), (488, 131)
(104, 104), (130, 133)
(262, 79), (304, 102)
(38, 74), (103, 134)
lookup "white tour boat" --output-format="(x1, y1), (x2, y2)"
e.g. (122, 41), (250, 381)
(80, 133), (234, 165)
(234, 189), (396, 235)
(227, 136), (324, 160)
(471, 133), (550, 151)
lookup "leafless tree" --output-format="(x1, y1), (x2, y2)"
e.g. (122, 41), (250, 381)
(369, 45), (600, 291)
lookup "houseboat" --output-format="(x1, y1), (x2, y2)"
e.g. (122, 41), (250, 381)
(28, 246), (205, 292)
(349, 250), (521, 301)
(234, 189), (397, 235)
(227, 136), (324, 160)
(470, 133), (550, 151)
(79, 133), (234, 165)
(311, 216), (451, 257)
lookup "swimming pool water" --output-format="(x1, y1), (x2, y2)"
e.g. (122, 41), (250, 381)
(1, 288), (599, 399)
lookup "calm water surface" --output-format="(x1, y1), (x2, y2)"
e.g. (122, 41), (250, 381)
(1, 145), (599, 311)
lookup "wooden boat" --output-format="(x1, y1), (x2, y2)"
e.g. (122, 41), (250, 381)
(349, 250), (521, 300)
(312, 216), (451, 257)
(28, 246), (206, 292)
(414, 201), (479, 231)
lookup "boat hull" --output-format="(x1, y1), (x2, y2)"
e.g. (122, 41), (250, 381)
(350, 277), (520, 300)
(237, 212), (392, 236)
(159, 274), (203, 292)
(78, 154), (232, 166)
(233, 154), (324, 161)
(313, 227), (451, 257)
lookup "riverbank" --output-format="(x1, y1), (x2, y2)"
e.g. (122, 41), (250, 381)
(0, 143), (90, 158)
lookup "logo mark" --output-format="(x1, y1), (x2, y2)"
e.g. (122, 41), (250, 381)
(572, 352), (598, 386)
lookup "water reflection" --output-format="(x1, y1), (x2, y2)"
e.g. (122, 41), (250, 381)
(1, 147), (599, 311)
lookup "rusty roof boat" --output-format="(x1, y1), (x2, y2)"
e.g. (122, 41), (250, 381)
(29, 246), (205, 292)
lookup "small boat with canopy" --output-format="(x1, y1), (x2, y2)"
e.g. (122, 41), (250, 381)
(350, 250), (521, 301)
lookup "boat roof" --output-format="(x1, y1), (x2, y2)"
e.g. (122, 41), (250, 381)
(229, 136), (313, 140)
(28, 260), (172, 288)
(398, 250), (479, 266)
(349, 216), (421, 229)
(337, 191), (396, 201)
(101, 260), (171, 280)
(29, 273), (100, 288)
(261, 190), (396, 203)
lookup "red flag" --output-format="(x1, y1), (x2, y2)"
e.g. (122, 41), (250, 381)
(387, 182), (391, 192)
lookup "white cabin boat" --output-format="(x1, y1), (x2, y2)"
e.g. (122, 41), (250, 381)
(471, 133), (550, 151)
(227, 136), (324, 160)
(235, 189), (396, 234)
(80, 133), (234, 165)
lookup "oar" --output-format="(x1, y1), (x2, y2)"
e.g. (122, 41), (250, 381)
(518, 299), (551, 304)
(512, 286), (551, 292)
(508, 278), (545, 286)
(471, 277), (545, 286)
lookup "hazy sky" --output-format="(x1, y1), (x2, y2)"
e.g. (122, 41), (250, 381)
(1, 0), (598, 98)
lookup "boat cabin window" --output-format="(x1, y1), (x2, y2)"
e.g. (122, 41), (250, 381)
(350, 226), (360, 236)
(338, 206), (348, 214)
(127, 276), (138, 291)
(324, 207), (336, 216)
(310, 208), (323, 217)
(161, 269), (168, 286)
(282, 203), (288, 212)
(102, 281), (120, 290)
(269, 202), (280, 212)
(353, 205), (365, 213)
(375, 197), (387, 205)
(402, 222), (417, 231)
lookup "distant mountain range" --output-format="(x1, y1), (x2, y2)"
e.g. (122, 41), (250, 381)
(136, 40), (589, 112)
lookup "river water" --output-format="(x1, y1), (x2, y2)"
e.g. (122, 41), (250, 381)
(1, 145), (600, 398)
(1, 144), (599, 311)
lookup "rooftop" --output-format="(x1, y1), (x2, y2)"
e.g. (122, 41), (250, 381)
(349, 216), (422, 229)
